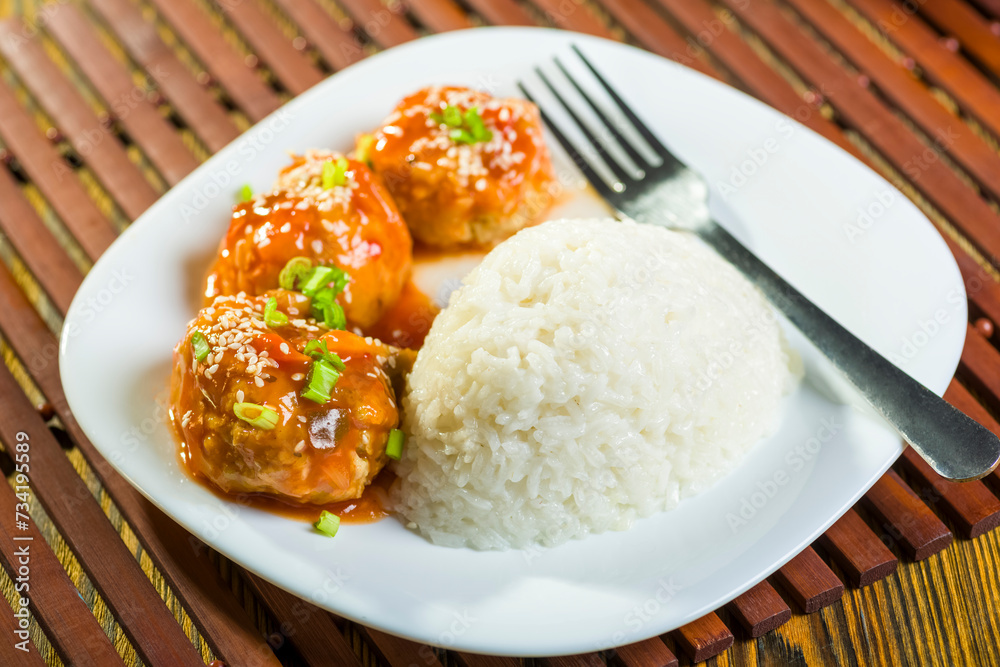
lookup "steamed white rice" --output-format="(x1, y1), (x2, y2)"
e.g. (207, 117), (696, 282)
(392, 218), (800, 550)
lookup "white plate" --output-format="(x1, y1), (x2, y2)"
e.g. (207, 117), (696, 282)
(60, 28), (966, 656)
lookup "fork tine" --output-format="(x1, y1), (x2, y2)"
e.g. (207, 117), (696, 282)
(571, 44), (678, 166)
(553, 57), (652, 172)
(518, 82), (615, 200)
(533, 67), (632, 184)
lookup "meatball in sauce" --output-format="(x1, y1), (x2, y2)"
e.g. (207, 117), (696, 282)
(205, 150), (412, 329)
(367, 86), (555, 248)
(170, 291), (413, 507)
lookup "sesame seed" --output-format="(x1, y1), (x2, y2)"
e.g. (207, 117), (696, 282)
(236, 389), (245, 403)
(292, 373), (304, 381)
(280, 342), (290, 354)
(294, 440), (306, 453)
(254, 376), (265, 387)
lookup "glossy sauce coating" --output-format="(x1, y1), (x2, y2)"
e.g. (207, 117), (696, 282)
(368, 86), (555, 248)
(205, 151), (412, 329)
(170, 291), (412, 507)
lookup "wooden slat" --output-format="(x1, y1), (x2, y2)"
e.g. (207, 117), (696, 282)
(86, 0), (240, 152)
(0, 80), (117, 261)
(863, 470), (953, 560)
(896, 447), (1000, 538)
(967, 0), (1000, 18)
(611, 638), (678, 667)
(455, 653), (523, 667)
(652, 0), (862, 157)
(44, 3), (200, 186)
(847, 0), (1000, 141)
(404, 0), (475, 32)
(959, 323), (1000, 417)
(771, 547), (844, 613)
(727, 581), (792, 637)
(0, 166), (81, 312)
(241, 571), (362, 667)
(671, 612), (734, 662)
(599, 0), (717, 76)
(357, 626), (445, 667)
(784, 0), (1000, 203)
(717, 0), (1000, 272)
(916, 0), (1000, 78)
(545, 654), (604, 667)
(338, 0), (419, 48)
(0, 594), (47, 667)
(461, 0), (535, 26)
(0, 366), (204, 666)
(526, 0), (616, 37)
(271, 0), (367, 71)
(0, 473), (125, 666)
(816, 509), (898, 587)
(0, 21), (160, 220)
(942, 235), (1000, 332)
(0, 265), (283, 667)
(944, 379), (1000, 495)
(213, 0), (325, 96)
(145, 0), (283, 121)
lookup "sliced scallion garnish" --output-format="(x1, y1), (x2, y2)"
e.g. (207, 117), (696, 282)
(385, 428), (405, 460)
(263, 296), (288, 328)
(191, 331), (210, 362)
(431, 105), (492, 144)
(278, 256), (313, 290)
(238, 184), (253, 202)
(233, 402), (279, 430)
(300, 265), (336, 295)
(314, 510), (340, 537)
(301, 359), (341, 404)
(303, 340), (346, 370)
(321, 158), (349, 189)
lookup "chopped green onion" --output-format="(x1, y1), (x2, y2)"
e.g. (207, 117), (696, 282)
(321, 160), (337, 189)
(432, 105), (492, 144)
(191, 331), (210, 362)
(385, 428), (405, 460)
(355, 134), (375, 167)
(321, 303), (346, 330)
(449, 128), (476, 144)
(321, 158), (349, 189)
(300, 265), (336, 295)
(464, 107), (492, 142)
(301, 359), (341, 404)
(442, 105), (463, 127)
(278, 257), (313, 290)
(333, 158), (348, 186)
(314, 510), (340, 537)
(233, 402), (279, 430)
(238, 184), (253, 202)
(303, 340), (346, 370)
(263, 297), (288, 328)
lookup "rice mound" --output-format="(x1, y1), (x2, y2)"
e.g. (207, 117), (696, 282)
(392, 218), (800, 550)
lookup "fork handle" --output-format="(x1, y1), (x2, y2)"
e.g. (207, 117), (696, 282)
(697, 220), (1000, 481)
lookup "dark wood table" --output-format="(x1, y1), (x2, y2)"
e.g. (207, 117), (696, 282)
(0, 0), (999, 665)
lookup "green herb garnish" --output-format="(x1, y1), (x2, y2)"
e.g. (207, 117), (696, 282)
(431, 105), (492, 145)
(263, 296), (288, 328)
(302, 358), (342, 404)
(238, 184), (253, 202)
(385, 428), (405, 461)
(233, 402), (279, 430)
(191, 331), (210, 362)
(314, 510), (340, 537)
(303, 340), (346, 370)
(278, 256), (313, 290)
(321, 158), (349, 189)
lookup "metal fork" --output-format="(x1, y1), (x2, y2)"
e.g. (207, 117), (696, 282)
(520, 46), (1000, 481)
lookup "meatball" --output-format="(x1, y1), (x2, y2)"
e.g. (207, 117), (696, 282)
(170, 291), (412, 505)
(366, 86), (555, 248)
(205, 150), (412, 328)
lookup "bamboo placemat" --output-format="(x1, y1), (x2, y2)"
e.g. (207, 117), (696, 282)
(0, 0), (999, 665)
